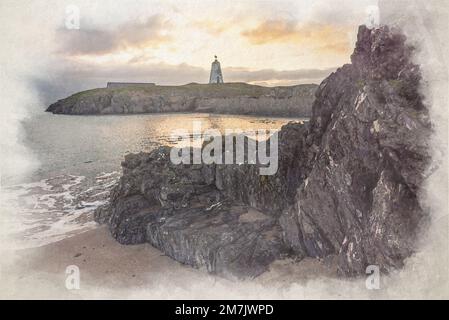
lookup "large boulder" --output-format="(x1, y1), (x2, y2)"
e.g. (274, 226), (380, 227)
(95, 128), (307, 278)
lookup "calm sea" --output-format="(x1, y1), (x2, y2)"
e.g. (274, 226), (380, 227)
(2, 113), (303, 248)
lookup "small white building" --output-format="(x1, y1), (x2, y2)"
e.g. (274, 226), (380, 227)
(209, 55), (224, 84)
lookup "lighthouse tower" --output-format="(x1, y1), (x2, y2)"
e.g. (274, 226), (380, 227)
(209, 55), (224, 84)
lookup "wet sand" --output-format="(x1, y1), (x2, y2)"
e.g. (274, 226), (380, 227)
(0, 226), (338, 299)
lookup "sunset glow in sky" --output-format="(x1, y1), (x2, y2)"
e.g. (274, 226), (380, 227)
(1, 0), (380, 102)
(50, 0), (378, 86)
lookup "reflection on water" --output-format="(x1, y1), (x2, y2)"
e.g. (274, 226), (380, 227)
(19, 113), (304, 184)
(2, 113), (304, 248)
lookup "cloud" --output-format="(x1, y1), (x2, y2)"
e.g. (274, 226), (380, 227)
(223, 66), (336, 83)
(241, 19), (353, 56)
(241, 20), (302, 45)
(318, 42), (352, 54)
(192, 19), (229, 36)
(308, 0), (378, 25)
(57, 15), (172, 55)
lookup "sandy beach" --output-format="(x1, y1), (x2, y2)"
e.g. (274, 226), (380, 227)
(0, 226), (340, 299)
(0, 227), (344, 299)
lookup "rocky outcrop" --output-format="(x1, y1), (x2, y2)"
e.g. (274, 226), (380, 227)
(95, 25), (431, 278)
(46, 83), (318, 117)
(281, 26), (430, 275)
(95, 124), (309, 278)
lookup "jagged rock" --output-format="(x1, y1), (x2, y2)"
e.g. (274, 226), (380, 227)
(146, 204), (285, 278)
(95, 25), (431, 278)
(95, 127), (308, 278)
(282, 25), (430, 275)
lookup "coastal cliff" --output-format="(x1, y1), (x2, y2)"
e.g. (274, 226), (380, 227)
(95, 25), (431, 278)
(46, 83), (318, 117)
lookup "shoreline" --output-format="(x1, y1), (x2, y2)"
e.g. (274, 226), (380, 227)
(46, 83), (317, 117)
(43, 111), (310, 121)
(1, 226), (337, 299)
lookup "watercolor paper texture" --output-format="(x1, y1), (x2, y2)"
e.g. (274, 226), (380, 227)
(0, 0), (448, 299)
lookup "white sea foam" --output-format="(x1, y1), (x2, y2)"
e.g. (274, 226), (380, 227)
(1, 172), (119, 249)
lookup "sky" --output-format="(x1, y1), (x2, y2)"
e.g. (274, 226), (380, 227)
(3, 0), (380, 103)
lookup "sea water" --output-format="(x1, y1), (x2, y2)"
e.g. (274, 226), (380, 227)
(1, 113), (304, 248)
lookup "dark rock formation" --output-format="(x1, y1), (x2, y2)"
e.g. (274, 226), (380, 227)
(95, 125), (308, 278)
(95, 25), (431, 278)
(281, 25), (430, 275)
(46, 83), (318, 117)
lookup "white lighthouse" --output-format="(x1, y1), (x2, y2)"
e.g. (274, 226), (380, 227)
(209, 55), (224, 84)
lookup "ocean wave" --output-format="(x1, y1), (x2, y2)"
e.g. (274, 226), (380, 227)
(1, 171), (120, 249)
